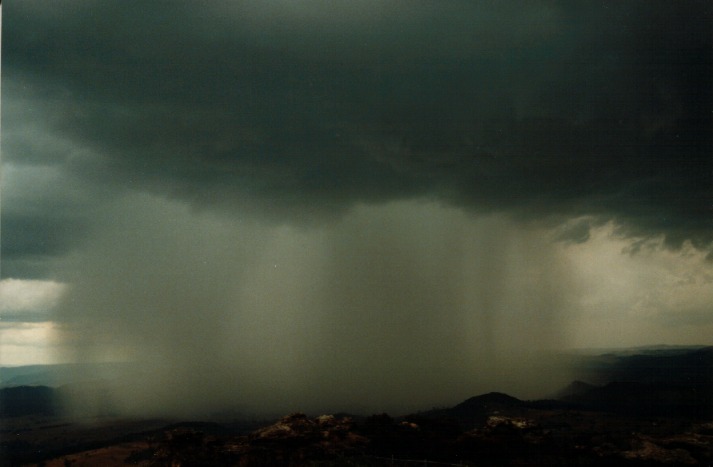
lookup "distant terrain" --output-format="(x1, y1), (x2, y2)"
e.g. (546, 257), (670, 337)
(0, 362), (136, 389)
(1, 346), (711, 466)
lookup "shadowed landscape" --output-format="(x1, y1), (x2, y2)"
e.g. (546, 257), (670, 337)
(2, 346), (711, 466)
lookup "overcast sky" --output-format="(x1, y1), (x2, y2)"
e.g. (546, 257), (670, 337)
(1, 1), (712, 414)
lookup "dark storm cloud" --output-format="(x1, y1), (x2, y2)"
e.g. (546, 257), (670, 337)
(1, 157), (103, 279)
(5, 1), (712, 415)
(2, 214), (84, 268)
(3, 0), (712, 275)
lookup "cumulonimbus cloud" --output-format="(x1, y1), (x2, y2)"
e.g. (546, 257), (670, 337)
(2, 1), (711, 282)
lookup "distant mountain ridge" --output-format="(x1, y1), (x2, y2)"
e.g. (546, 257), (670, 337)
(0, 362), (135, 388)
(408, 346), (713, 427)
(2, 346), (711, 420)
(574, 346), (713, 387)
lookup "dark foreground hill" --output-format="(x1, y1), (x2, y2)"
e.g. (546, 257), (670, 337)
(2, 346), (711, 465)
(15, 405), (710, 466)
(4, 382), (712, 466)
(561, 381), (712, 419)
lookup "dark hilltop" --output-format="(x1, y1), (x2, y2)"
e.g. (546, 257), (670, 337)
(2, 346), (711, 466)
